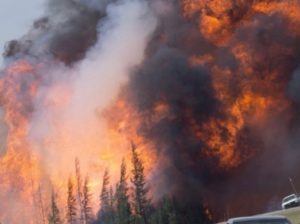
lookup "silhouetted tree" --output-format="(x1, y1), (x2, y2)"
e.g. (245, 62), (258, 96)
(75, 158), (84, 224)
(149, 197), (176, 224)
(83, 176), (93, 224)
(109, 186), (116, 223)
(131, 143), (150, 224)
(67, 178), (77, 224)
(48, 191), (61, 224)
(98, 169), (114, 224)
(115, 159), (131, 224)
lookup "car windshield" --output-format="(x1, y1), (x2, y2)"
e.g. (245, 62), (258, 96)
(283, 195), (296, 202)
(233, 220), (289, 224)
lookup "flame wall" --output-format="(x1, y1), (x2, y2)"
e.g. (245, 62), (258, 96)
(121, 0), (300, 219)
(1, 0), (300, 223)
(112, 0), (300, 219)
(0, 0), (156, 223)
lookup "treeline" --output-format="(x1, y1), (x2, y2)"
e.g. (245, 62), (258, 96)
(47, 144), (212, 224)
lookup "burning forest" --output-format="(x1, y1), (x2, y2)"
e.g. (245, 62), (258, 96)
(1, 0), (300, 223)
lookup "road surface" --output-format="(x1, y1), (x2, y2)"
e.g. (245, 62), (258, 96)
(218, 207), (300, 224)
(261, 206), (300, 224)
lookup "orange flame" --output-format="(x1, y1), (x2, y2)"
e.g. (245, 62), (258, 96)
(1, 0), (300, 222)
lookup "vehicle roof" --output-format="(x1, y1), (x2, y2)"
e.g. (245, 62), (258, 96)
(283, 194), (297, 199)
(228, 215), (288, 222)
(282, 194), (298, 203)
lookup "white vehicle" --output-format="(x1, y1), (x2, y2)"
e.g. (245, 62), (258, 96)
(281, 194), (300, 209)
(227, 215), (291, 224)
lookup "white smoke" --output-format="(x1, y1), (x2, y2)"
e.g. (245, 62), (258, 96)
(0, 0), (157, 222)
(29, 0), (157, 197)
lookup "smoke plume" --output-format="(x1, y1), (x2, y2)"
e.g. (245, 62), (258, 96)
(114, 0), (300, 219)
(2, 0), (300, 223)
(0, 0), (156, 223)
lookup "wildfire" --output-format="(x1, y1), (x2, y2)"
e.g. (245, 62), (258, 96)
(174, 0), (300, 169)
(0, 59), (158, 223)
(0, 60), (42, 223)
(1, 0), (300, 222)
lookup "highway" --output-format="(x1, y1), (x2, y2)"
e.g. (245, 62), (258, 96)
(261, 206), (300, 224)
(218, 207), (300, 224)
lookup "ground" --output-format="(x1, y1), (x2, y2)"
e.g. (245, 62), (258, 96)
(263, 206), (300, 224)
(218, 207), (300, 224)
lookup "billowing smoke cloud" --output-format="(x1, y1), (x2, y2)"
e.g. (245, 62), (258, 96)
(3, 0), (300, 223)
(29, 0), (157, 174)
(0, 0), (156, 223)
(117, 0), (300, 220)
(4, 0), (104, 63)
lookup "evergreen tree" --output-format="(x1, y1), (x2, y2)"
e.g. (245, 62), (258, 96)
(75, 158), (84, 224)
(116, 159), (131, 224)
(100, 169), (110, 212)
(149, 197), (176, 224)
(109, 186), (116, 224)
(67, 178), (77, 224)
(48, 191), (61, 224)
(82, 176), (93, 224)
(99, 169), (114, 224)
(131, 143), (150, 224)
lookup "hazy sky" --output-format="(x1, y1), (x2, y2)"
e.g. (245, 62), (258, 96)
(0, 0), (45, 66)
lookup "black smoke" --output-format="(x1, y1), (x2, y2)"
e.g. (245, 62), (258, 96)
(123, 0), (300, 221)
(3, 0), (300, 222)
(4, 0), (107, 64)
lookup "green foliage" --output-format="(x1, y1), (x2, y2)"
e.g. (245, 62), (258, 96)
(149, 197), (177, 224)
(115, 159), (131, 224)
(130, 214), (144, 224)
(99, 169), (115, 224)
(131, 143), (150, 224)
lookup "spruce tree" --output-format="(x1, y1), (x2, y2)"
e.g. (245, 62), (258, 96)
(131, 143), (150, 224)
(159, 197), (176, 224)
(82, 176), (93, 224)
(99, 169), (114, 224)
(75, 158), (84, 224)
(116, 159), (131, 224)
(48, 191), (61, 224)
(67, 178), (77, 224)
(109, 186), (116, 224)
(100, 169), (110, 212)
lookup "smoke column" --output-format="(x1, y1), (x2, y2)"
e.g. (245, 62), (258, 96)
(2, 0), (300, 223)
(0, 0), (156, 223)
(108, 0), (300, 220)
